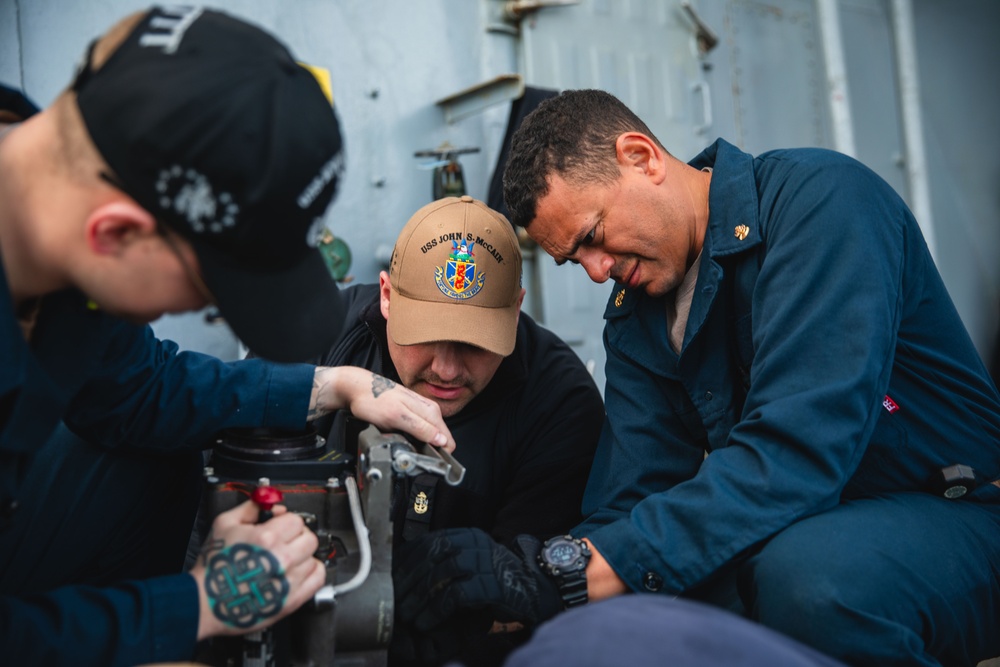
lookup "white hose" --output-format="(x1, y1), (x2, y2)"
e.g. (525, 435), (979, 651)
(313, 475), (372, 604)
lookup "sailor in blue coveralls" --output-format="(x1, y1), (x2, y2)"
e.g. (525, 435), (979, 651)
(392, 89), (1000, 666)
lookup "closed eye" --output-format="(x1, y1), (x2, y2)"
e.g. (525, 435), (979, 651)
(554, 220), (600, 266)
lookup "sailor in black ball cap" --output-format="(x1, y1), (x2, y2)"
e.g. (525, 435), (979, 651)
(0, 7), (456, 665)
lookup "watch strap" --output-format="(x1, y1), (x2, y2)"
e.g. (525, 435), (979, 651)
(539, 535), (592, 609)
(552, 565), (589, 608)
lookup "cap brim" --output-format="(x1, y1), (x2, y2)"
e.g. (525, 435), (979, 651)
(387, 284), (517, 356)
(197, 244), (345, 362)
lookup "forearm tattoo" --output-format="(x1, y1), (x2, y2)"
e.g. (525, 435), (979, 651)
(204, 543), (289, 628)
(371, 374), (396, 398)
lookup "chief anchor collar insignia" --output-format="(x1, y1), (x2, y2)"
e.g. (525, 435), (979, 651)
(413, 491), (429, 514)
(435, 239), (486, 300)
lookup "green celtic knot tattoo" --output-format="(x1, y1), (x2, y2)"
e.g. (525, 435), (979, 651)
(204, 543), (289, 628)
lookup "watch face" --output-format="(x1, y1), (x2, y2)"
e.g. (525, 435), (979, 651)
(546, 540), (581, 566)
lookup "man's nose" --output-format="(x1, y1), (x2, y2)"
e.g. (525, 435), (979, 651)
(431, 343), (463, 379)
(579, 250), (612, 283)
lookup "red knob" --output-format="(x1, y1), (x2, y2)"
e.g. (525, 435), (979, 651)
(251, 485), (283, 511)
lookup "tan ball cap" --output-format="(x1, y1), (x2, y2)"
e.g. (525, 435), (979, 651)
(388, 196), (523, 356)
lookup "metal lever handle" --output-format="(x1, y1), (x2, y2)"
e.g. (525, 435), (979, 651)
(391, 442), (466, 486)
(421, 442), (466, 485)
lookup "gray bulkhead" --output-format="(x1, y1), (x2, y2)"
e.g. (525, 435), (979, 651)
(3, 0), (998, 395)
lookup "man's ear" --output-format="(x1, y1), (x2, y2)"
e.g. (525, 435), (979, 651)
(378, 271), (392, 320)
(615, 132), (667, 185)
(84, 201), (157, 256)
(514, 287), (525, 325)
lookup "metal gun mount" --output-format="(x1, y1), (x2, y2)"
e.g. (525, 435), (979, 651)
(197, 423), (464, 667)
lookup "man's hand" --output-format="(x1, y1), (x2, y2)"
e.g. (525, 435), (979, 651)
(391, 528), (562, 662)
(189, 500), (325, 640)
(308, 366), (456, 452)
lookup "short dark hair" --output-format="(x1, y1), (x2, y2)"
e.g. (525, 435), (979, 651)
(502, 89), (665, 228)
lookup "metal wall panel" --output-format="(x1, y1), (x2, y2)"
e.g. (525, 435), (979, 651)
(913, 0), (1000, 361)
(839, 0), (907, 196)
(711, 0), (832, 154)
(5, 0), (998, 369)
(517, 0), (707, 393)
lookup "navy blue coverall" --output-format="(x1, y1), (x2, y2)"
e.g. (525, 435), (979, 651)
(1, 84), (312, 665)
(0, 205), (314, 664)
(562, 139), (1000, 666)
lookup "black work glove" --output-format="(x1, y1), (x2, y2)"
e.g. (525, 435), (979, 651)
(391, 528), (562, 664)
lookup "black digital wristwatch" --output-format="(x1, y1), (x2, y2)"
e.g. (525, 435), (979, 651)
(538, 534), (592, 609)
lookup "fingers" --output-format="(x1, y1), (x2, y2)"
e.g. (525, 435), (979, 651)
(371, 378), (456, 450)
(278, 519), (321, 569)
(210, 498), (261, 530)
(398, 396), (456, 452)
(394, 529), (514, 633)
(489, 620), (525, 634)
(201, 509), (316, 576)
(252, 521), (323, 615)
(345, 369), (456, 451)
(208, 501), (317, 569)
(258, 511), (313, 546)
(312, 366), (458, 450)
(194, 506), (324, 640)
(212, 498), (291, 529)
(283, 555), (326, 611)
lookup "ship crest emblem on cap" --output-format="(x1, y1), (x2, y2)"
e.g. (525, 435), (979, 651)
(435, 240), (486, 300)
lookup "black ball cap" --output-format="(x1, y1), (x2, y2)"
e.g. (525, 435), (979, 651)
(74, 6), (346, 361)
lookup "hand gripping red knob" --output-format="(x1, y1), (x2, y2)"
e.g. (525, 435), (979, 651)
(251, 485), (283, 522)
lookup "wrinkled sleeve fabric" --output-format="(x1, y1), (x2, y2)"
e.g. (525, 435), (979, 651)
(577, 149), (911, 594)
(65, 322), (314, 448)
(3, 86), (313, 662)
(0, 574), (199, 667)
(2, 319), (314, 664)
